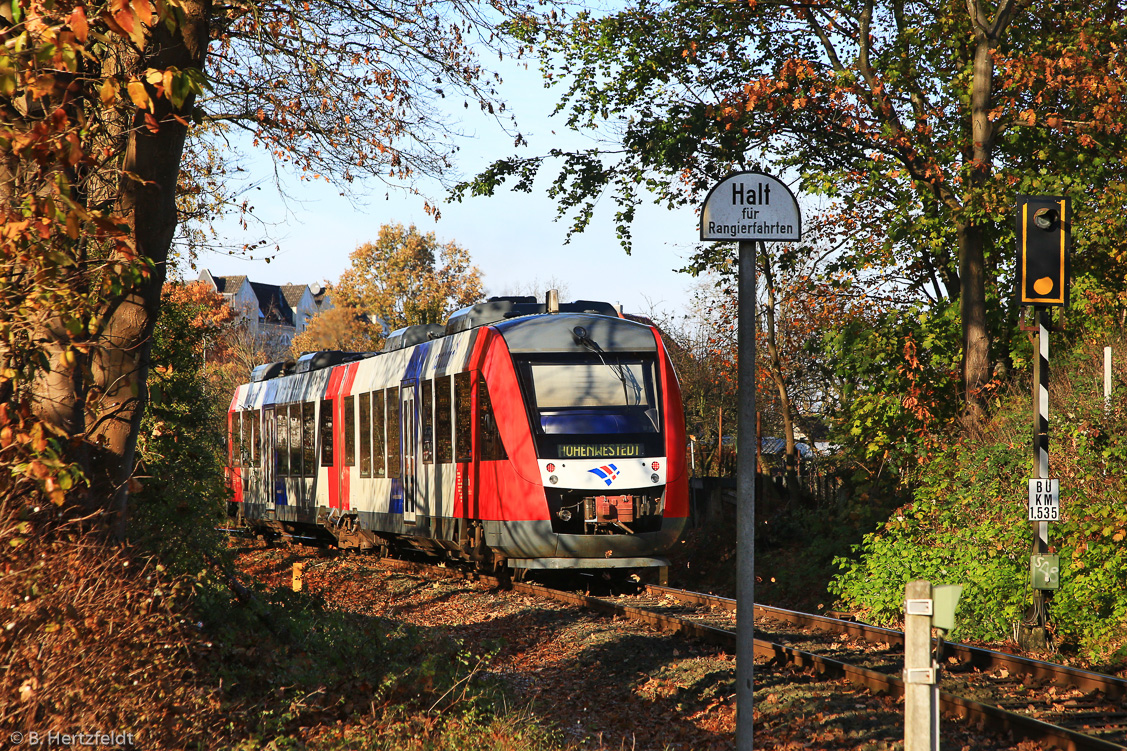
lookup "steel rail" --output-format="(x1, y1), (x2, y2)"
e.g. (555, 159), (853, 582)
(372, 559), (1125, 750)
(646, 584), (1127, 701)
(561, 585), (1126, 751)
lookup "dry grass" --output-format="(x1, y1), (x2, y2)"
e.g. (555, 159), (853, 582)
(0, 500), (226, 746)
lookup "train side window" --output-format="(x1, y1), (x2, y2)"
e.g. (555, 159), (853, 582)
(233, 410), (244, 462)
(359, 392), (371, 477)
(454, 372), (472, 463)
(291, 405), (304, 476)
(342, 395), (355, 467)
(242, 410), (253, 462)
(421, 378), (434, 464)
(250, 410), (260, 464)
(373, 389), (386, 477)
(387, 386), (401, 478)
(302, 403), (315, 473)
(435, 375), (452, 463)
(319, 398), (334, 467)
(230, 412), (242, 468)
(478, 379), (507, 461)
(276, 408), (290, 476)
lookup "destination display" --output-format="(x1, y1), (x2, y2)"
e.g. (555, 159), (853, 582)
(558, 443), (644, 459)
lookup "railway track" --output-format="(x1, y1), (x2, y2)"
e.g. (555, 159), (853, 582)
(373, 558), (1127, 751)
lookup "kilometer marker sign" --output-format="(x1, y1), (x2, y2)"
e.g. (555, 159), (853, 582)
(1028, 478), (1060, 522)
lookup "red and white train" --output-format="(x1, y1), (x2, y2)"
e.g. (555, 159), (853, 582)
(227, 295), (688, 573)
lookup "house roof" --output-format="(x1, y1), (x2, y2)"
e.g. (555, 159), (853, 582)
(759, 438), (838, 457)
(249, 281), (295, 326)
(760, 438), (814, 457)
(281, 284), (310, 310)
(211, 274), (247, 295)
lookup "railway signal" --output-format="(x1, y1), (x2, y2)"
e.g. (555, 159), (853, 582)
(1015, 195), (1071, 651)
(1016, 195), (1070, 307)
(700, 171), (801, 751)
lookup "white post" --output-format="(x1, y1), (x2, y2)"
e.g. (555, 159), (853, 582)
(1105, 346), (1113, 411)
(904, 579), (936, 751)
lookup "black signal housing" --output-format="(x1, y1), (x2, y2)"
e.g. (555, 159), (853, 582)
(1016, 195), (1070, 307)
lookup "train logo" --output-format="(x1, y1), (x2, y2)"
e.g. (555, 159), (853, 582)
(589, 464), (621, 486)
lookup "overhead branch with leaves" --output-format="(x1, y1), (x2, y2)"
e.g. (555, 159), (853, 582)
(1, 0), (522, 531)
(199, 0), (527, 201)
(457, 0), (1127, 412)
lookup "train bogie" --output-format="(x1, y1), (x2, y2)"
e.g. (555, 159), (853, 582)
(227, 294), (689, 572)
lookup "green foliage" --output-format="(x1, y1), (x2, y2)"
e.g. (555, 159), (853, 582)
(463, 0), (1127, 415)
(756, 487), (904, 612)
(128, 283), (231, 577)
(816, 302), (962, 481)
(831, 337), (1127, 660)
(305, 707), (566, 751)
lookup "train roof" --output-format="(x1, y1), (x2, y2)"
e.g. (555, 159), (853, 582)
(494, 313), (657, 353)
(444, 296), (619, 335)
(294, 350), (371, 373)
(381, 324), (445, 353)
(245, 294), (644, 381)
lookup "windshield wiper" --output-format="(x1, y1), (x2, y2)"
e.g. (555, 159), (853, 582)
(572, 326), (639, 405)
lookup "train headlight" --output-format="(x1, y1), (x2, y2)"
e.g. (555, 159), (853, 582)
(651, 473), (660, 483)
(549, 474), (559, 485)
(557, 508), (571, 521)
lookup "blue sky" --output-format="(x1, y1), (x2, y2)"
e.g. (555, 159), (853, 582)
(194, 55), (704, 317)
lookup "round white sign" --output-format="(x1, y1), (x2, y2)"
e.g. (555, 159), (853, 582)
(700, 171), (801, 241)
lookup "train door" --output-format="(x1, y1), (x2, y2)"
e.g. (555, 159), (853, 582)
(401, 383), (418, 525)
(262, 406), (276, 510)
(244, 410), (260, 504)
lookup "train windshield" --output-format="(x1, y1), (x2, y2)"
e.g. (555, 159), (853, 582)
(514, 353), (662, 444)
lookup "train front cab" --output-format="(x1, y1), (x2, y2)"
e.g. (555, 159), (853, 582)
(475, 313), (689, 570)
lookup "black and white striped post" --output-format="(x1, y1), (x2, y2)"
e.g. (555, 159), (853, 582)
(701, 173), (801, 751)
(1016, 195), (1070, 650)
(1030, 306), (1051, 639)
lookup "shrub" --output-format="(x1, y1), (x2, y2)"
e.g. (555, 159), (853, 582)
(831, 334), (1127, 662)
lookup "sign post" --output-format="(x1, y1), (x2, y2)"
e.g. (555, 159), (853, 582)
(903, 581), (962, 751)
(700, 172), (800, 751)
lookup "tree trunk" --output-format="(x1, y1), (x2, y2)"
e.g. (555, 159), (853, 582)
(81, 2), (212, 533)
(958, 221), (991, 416)
(959, 5), (1011, 417)
(759, 255), (802, 496)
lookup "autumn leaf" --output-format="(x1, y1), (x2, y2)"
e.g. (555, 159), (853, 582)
(69, 6), (89, 42)
(127, 81), (151, 110)
(132, 0), (154, 24)
(100, 78), (119, 105)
